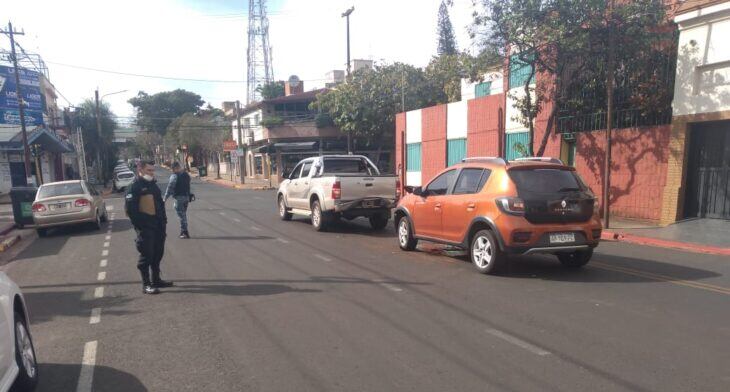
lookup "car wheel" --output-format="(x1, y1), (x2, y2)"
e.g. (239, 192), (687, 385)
(101, 206), (109, 223)
(278, 196), (292, 221)
(13, 311), (39, 391)
(557, 249), (593, 269)
(36, 228), (47, 237)
(397, 216), (418, 251)
(369, 214), (389, 231)
(311, 200), (327, 232)
(470, 230), (503, 274)
(93, 211), (102, 230)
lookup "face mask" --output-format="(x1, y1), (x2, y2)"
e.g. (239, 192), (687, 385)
(142, 174), (154, 181)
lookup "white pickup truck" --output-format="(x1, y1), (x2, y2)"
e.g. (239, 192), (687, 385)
(277, 155), (399, 231)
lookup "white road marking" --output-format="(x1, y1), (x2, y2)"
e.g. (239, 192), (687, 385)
(233, 218), (241, 223)
(251, 226), (262, 231)
(253, 196), (263, 200)
(105, 235), (111, 240)
(76, 341), (97, 392)
(103, 242), (109, 248)
(94, 286), (104, 298)
(314, 254), (332, 262)
(381, 283), (403, 292)
(102, 250), (109, 256)
(484, 328), (551, 356)
(106, 205), (115, 211)
(97, 271), (106, 281)
(276, 238), (290, 244)
(219, 212), (225, 216)
(100, 259), (108, 268)
(89, 308), (101, 324)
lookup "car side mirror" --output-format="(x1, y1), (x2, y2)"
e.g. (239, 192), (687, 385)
(412, 186), (426, 197)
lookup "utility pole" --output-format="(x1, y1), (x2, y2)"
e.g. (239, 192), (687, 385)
(342, 6), (355, 154)
(95, 89), (103, 184)
(236, 100), (245, 184)
(1, 22), (33, 185)
(603, 0), (615, 229)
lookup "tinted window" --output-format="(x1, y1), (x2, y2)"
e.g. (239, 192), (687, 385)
(453, 169), (490, 195)
(322, 158), (377, 175)
(509, 169), (583, 193)
(426, 170), (456, 196)
(301, 161), (314, 178)
(38, 183), (85, 198)
(290, 163), (303, 179)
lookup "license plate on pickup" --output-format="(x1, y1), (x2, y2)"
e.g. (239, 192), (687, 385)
(49, 203), (69, 211)
(362, 200), (377, 208)
(549, 233), (575, 244)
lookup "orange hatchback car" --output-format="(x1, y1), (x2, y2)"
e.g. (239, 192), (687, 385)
(394, 157), (602, 274)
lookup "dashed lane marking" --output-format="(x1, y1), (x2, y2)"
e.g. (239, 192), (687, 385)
(233, 218), (241, 223)
(94, 287), (104, 298)
(105, 235), (111, 240)
(102, 250), (109, 257)
(314, 254), (332, 262)
(100, 259), (108, 268)
(276, 238), (290, 244)
(485, 328), (551, 356)
(89, 308), (101, 324)
(251, 226), (262, 231)
(381, 283), (403, 292)
(97, 271), (106, 281)
(106, 205), (114, 211)
(103, 242), (110, 248)
(76, 341), (97, 392)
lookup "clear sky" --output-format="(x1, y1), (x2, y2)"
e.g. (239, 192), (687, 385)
(3, 0), (479, 123)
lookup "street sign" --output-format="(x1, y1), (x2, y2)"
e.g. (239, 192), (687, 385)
(223, 140), (237, 152)
(236, 148), (244, 157)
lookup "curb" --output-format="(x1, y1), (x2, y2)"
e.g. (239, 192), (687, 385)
(0, 222), (15, 236)
(602, 230), (730, 256)
(0, 234), (21, 253)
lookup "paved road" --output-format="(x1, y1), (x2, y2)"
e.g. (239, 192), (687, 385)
(3, 168), (730, 391)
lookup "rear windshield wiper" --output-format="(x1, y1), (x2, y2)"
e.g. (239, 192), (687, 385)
(557, 187), (581, 192)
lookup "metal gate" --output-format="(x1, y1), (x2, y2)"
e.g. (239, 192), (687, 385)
(685, 121), (730, 219)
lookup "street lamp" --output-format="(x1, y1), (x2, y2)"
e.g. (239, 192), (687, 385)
(95, 89), (128, 185)
(341, 6), (354, 154)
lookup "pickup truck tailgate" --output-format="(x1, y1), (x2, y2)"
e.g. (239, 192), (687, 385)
(338, 176), (397, 201)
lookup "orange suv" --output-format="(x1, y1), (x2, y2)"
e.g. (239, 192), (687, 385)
(394, 157), (602, 274)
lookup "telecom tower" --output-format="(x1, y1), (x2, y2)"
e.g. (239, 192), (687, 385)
(246, 0), (274, 104)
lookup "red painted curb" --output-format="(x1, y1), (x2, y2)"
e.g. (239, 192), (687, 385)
(602, 230), (730, 256)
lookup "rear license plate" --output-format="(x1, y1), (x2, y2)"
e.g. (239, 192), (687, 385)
(50, 203), (69, 211)
(549, 233), (575, 244)
(362, 200), (377, 208)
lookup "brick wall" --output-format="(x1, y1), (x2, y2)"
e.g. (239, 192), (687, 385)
(421, 105), (447, 184)
(533, 99), (562, 157)
(574, 125), (671, 222)
(467, 94), (505, 157)
(395, 112), (406, 190)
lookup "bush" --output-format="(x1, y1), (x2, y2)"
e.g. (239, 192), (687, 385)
(260, 116), (284, 127)
(315, 112), (334, 128)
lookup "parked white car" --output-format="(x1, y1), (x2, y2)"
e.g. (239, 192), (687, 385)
(0, 272), (38, 391)
(113, 171), (135, 192)
(277, 155), (399, 231)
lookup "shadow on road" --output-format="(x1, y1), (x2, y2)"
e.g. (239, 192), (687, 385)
(188, 235), (274, 240)
(23, 290), (138, 324)
(34, 363), (147, 392)
(168, 283), (321, 296)
(286, 216), (396, 238)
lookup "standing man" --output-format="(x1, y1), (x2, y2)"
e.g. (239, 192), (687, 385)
(164, 162), (191, 239)
(125, 160), (173, 295)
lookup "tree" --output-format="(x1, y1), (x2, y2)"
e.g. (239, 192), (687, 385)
(129, 131), (162, 160)
(312, 63), (437, 165)
(436, 0), (458, 56)
(256, 81), (285, 100)
(474, 0), (667, 156)
(128, 89), (204, 135)
(165, 111), (228, 170)
(425, 51), (499, 104)
(75, 99), (117, 178)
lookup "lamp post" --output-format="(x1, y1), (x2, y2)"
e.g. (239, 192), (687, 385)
(341, 6), (354, 154)
(95, 89), (127, 185)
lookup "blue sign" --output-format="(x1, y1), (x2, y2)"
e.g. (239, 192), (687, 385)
(0, 65), (44, 126)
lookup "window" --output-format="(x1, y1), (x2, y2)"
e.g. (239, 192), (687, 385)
(506, 131), (530, 160)
(322, 158), (377, 175)
(38, 182), (84, 198)
(254, 155), (264, 175)
(301, 161), (313, 178)
(425, 169), (456, 196)
(289, 162), (303, 179)
(453, 168), (491, 195)
(475, 81), (492, 98)
(509, 53), (534, 89)
(406, 143), (421, 171)
(253, 114), (260, 126)
(447, 138), (467, 166)
(509, 169), (584, 193)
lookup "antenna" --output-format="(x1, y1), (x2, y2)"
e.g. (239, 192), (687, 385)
(247, 0), (274, 104)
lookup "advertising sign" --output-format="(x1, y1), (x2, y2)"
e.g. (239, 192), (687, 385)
(223, 140), (237, 152)
(0, 65), (44, 126)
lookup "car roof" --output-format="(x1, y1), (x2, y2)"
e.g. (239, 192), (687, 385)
(447, 158), (572, 171)
(39, 180), (84, 186)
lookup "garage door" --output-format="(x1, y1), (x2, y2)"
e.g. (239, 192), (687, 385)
(685, 121), (730, 219)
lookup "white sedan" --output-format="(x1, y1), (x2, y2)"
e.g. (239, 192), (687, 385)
(0, 272), (38, 391)
(113, 171), (135, 192)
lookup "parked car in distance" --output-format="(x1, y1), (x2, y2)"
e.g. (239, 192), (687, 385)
(277, 155), (399, 231)
(32, 180), (108, 237)
(0, 272), (38, 391)
(113, 171), (135, 192)
(394, 157), (602, 274)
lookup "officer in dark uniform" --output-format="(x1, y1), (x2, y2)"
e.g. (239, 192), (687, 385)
(164, 161), (192, 239)
(125, 160), (173, 295)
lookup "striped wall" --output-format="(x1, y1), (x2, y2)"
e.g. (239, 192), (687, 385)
(405, 109), (422, 186)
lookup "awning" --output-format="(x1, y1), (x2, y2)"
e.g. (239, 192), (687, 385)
(252, 143), (273, 153)
(273, 141), (318, 152)
(0, 128), (74, 153)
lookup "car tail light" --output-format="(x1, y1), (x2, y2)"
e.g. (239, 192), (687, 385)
(395, 178), (401, 199)
(331, 180), (341, 200)
(496, 197), (525, 216)
(75, 198), (91, 207)
(32, 203), (46, 212)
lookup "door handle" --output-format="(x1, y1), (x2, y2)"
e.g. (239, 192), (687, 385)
(467, 203), (476, 210)
(435, 203), (442, 208)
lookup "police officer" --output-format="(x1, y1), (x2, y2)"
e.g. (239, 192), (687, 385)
(164, 161), (192, 239)
(125, 160), (173, 295)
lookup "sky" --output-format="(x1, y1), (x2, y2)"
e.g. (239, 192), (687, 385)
(3, 0), (481, 123)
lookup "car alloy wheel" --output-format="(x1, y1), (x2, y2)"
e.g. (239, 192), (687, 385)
(279, 199), (286, 216)
(472, 235), (493, 269)
(398, 219), (409, 247)
(15, 320), (37, 379)
(312, 203), (321, 227)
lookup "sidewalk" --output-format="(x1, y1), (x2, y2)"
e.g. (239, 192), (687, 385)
(602, 217), (730, 256)
(189, 168), (274, 190)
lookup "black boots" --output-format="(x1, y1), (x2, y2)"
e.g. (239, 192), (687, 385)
(143, 285), (160, 295)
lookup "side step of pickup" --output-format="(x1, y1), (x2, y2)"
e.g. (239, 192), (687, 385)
(290, 208), (312, 216)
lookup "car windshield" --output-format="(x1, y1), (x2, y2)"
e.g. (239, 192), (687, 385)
(508, 168), (584, 193)
(322, 158), (378, 175)
(38, 183), (85, 198)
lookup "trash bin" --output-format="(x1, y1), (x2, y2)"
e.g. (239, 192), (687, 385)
(198, 166), (207, 177)
(9, 186), (37, 228)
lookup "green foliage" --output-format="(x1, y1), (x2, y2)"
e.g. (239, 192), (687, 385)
(436, 0), (458, 56)
(75, 99), (117, 170)
(256, 81), (285, 100)
(128, 89), (204, 135)
(315, 112), (334, 128)
(164, 112), (229, 163)
(425, 52), (498, 104)
(260, 116), (284, 127)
